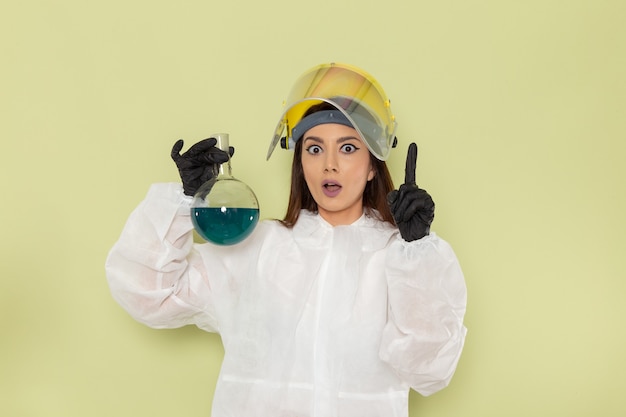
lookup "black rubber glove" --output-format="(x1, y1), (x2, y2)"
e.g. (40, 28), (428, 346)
(387, 143), (435, 242)
(171, 138), (235, 196)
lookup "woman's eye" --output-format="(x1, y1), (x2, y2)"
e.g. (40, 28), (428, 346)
(306, 145), (323, 154)
(341, 143), (359, 154)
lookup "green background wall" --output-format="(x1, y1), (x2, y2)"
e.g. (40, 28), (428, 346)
(1, 1), (624, 416)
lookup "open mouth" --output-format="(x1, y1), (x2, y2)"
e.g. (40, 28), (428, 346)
(322, 181), (342, 197)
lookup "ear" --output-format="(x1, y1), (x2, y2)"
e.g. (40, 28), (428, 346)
(367, 167), (376, 182)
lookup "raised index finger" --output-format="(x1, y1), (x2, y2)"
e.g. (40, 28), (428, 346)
(404, 142), (418, 185)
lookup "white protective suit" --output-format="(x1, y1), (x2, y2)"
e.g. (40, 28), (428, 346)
(106, 183), (467, 417)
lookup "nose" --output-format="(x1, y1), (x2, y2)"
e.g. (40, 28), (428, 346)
(324, 152), (339, 172)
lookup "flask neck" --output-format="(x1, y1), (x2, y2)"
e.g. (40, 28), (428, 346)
(214, 159), (232, 177)
(212, 133), (232, 178)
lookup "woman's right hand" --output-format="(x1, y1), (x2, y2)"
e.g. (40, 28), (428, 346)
(170, 138), (234, 196)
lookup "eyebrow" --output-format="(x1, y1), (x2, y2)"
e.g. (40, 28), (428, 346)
(303, 136), (361, 144)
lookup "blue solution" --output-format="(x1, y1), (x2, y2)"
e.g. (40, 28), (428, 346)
(192, 207), (259, 245)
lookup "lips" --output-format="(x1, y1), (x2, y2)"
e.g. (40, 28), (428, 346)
(322, 180), (342, 197)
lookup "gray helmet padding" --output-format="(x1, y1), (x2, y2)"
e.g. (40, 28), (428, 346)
(291, 110), (354, 143)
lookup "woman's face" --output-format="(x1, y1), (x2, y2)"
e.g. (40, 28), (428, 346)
(301, 123), (375, 226)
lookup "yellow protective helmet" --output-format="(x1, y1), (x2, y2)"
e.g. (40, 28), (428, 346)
(267, 62), (398, 161)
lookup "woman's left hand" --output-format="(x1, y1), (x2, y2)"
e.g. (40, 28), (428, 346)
(387, 143), (435, 242)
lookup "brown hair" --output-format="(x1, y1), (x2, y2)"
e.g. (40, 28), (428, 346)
(280, 102), (396, 228)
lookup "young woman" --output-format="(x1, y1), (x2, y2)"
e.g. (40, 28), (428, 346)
(106, 63), (467, 417)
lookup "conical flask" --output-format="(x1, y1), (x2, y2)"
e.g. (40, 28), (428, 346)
(191, 133), (260, 245)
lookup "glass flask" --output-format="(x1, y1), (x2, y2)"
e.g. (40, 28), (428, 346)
(191, 133), (260, 245)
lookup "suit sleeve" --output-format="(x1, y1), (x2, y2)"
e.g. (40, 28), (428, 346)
(105, 183), (219, 332)
(380, 233), (467, 396)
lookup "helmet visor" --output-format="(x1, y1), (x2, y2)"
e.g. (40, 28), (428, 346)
(268, 63), (397, 161)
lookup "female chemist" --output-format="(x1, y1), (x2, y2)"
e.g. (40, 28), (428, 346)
(106, 62), (467, 417)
